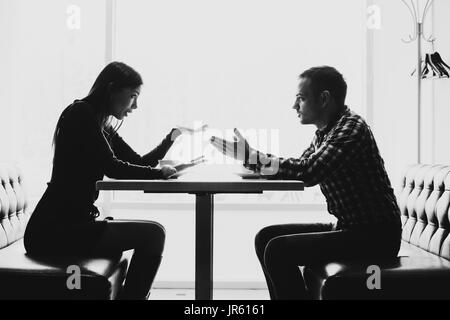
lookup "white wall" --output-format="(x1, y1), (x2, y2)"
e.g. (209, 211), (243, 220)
(370, 0), (423, 187)
(370, 0), (450, 187)
(432, 0), (450, 163)
(0, 0), (16, 164)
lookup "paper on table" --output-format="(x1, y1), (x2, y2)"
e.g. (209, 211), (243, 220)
(171, 156), (206, 174)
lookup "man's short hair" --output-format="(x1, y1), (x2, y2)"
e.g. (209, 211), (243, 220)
(300, 66), (347, 106)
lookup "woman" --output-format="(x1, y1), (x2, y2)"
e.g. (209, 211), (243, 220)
(24, 61), (188, 300)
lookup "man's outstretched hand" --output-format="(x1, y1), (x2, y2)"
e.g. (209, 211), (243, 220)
(210, 128), (256, 162)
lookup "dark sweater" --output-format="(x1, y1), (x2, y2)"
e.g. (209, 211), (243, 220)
(26, 100), (175, 227)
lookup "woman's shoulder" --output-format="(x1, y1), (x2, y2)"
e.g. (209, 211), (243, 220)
(63, 100), (98, 120)
(57, 100), (101, 132)
(69, 99), (94, 114)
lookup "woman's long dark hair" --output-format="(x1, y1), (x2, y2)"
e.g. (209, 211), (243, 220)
(52, 61), (143, 147)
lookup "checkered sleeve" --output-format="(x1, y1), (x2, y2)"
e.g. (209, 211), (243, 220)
(256, 118), (367, 185)
(299, 139), (316, 159)
(243, 151), (281, 173)
(243, 136), (317, 175)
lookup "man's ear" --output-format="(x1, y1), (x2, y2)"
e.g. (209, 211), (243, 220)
(320, 90), (331, 108)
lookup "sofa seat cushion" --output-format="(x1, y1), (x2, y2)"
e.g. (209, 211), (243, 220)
(303, 241), (450, 300)
(397, 241), (436, 258)
(0, 239), (131, 299)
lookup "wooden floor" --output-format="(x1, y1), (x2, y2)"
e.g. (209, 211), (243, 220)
(149, 288), (270, 300)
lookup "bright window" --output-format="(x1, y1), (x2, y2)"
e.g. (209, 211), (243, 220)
(0, 0), (107, 200)
(113, 0), (367, 205)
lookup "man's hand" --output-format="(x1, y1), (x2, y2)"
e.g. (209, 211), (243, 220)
(172, 124), (209, 140)
(160, 165), (177, 179)
(210, 128), (255, 162)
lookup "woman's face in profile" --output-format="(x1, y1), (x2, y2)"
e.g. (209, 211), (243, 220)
(110, 86), (141, 120)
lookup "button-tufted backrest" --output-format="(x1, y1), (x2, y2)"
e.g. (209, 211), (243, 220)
(398, 164), (450, 260)
(0, 164), (30, 249)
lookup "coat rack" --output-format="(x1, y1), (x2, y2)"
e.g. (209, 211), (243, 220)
(401, 0), (435, 164)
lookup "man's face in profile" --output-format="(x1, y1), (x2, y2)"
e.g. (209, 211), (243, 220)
(293, 77), (321, 125)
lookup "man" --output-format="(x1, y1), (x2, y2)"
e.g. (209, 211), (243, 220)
(210, 66), (402, 299)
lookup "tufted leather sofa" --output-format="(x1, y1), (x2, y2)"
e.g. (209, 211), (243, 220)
(0, 164), (130, 299)
(303, 164), (450, 300)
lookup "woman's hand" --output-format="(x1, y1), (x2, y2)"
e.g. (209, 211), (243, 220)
(160, 165), (177, 179)
(171, 124), (209, 140)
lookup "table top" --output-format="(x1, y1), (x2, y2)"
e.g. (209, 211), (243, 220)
(96, 173), (304, 194)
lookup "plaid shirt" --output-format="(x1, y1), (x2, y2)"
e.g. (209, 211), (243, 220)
(245, 106), (401, 230)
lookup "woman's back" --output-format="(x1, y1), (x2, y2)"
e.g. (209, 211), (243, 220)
(31, 101), (106, 224)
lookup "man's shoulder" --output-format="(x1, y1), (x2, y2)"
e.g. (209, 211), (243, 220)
(341, 107), (369, 130)
(344, 107), (367, 123)
(331, 107), (370, 139)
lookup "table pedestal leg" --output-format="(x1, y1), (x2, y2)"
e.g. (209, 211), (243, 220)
(195, 193), (214, 300)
